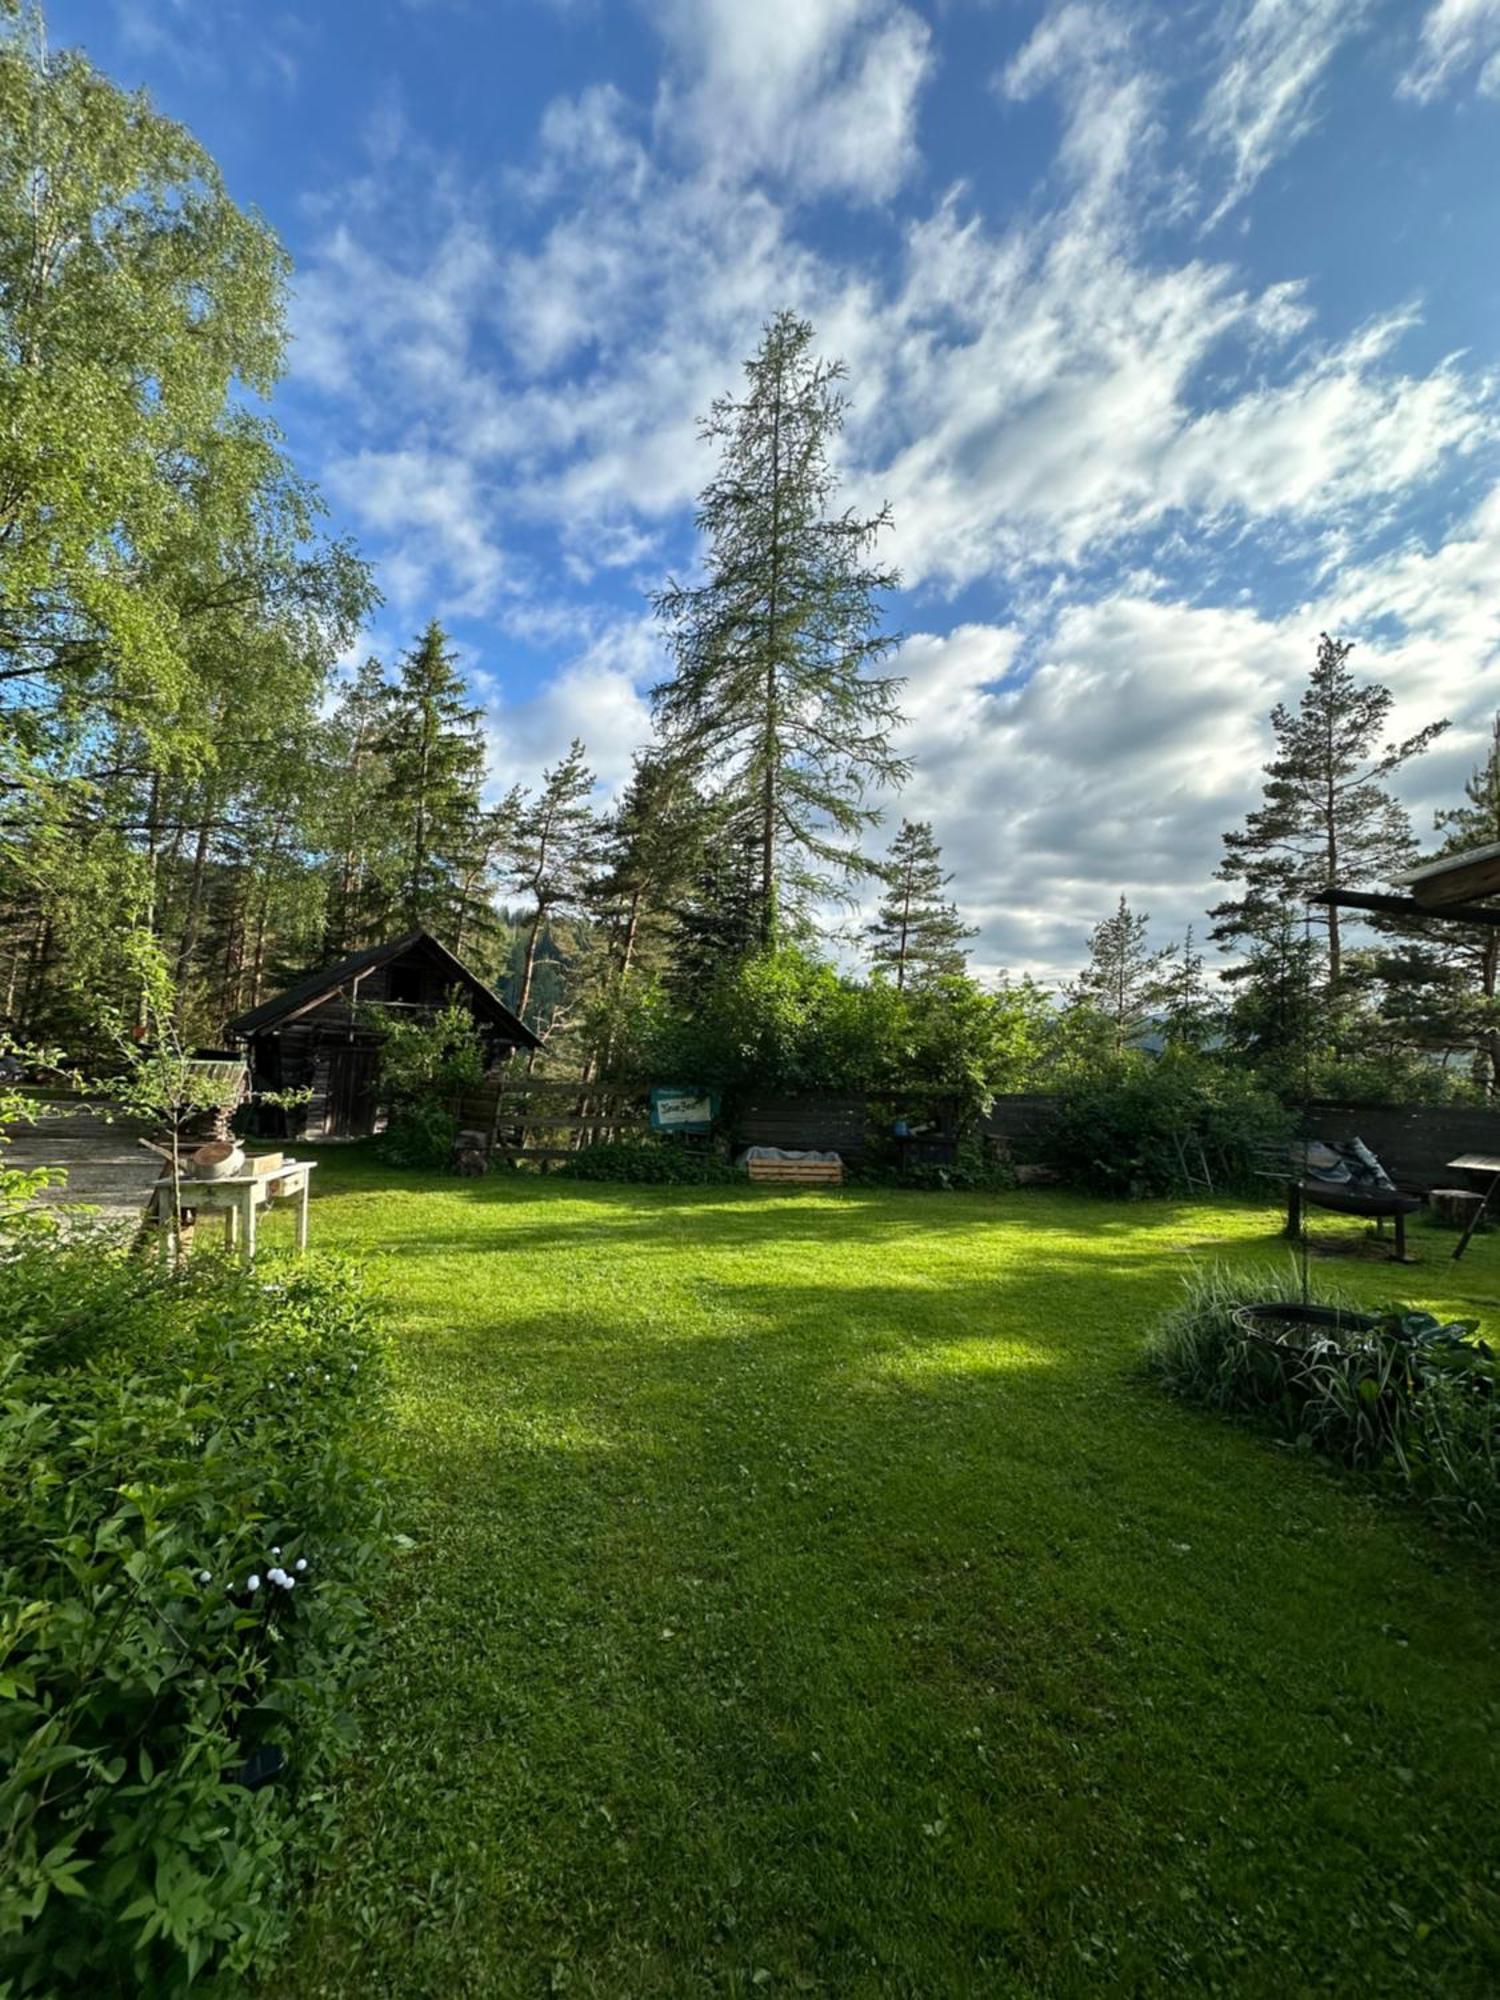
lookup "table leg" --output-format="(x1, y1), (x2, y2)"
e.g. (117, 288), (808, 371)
(240, 1190), (256, 1268)
(1394, 1208), (1408, 1262)
(225, 1204), (238, 1252)
(1452, 1173), (1496, 1263)
(296, 1178), (309, 1254)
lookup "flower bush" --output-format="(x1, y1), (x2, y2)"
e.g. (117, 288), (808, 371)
(0, 1250), (388, 1994)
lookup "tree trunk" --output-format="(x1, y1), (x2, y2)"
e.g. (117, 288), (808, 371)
(517, 903), (546, 1026)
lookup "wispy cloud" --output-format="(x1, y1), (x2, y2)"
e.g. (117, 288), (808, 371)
(1400, 0), (1500, 102)
(648, 0), (933, 203)
(1195, 0), (1371, 225)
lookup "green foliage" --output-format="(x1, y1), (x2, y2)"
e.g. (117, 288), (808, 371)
(544, 1140), (740, 1185)
(653, 310), (906, 942)
(1211, 633), (1446, 989)
(865, 819), (974, 990)
(374, 998), (484, 1107)
(1065, 895), (1173, 1049)
(0, 1249), (387, 1994)
(375, 622), (491, 938)
(1046, 1045), (1292, 1196)
(638, 946), (1049, 1120)
(0, 1038), (68, 1242)
(377, 1101), (459, 1171)
(1146, 1262), (1499, 1528)
(373, 999), (482, 1169)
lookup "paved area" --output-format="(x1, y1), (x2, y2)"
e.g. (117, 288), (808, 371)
(6, 1100), (161, 1237)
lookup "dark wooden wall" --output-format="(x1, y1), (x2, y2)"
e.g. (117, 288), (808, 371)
(1302, 1102), (1500, 1192)
(735, 1092), (868, 1158)
(979, 1091), (1498, 1191)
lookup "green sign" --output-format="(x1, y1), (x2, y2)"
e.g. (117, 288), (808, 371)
(650, 1086), (717, 1134)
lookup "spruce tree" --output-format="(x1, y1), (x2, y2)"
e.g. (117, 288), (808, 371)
(1211, 633), (1446, 988)
(865, 819), (975, 989)
(652, 311), (907, 946)
(320, 658), (394, 956)
(510, 740), (598, 1028)
(1068, 896), (1172, 1049)
(376, 623), (487, 942)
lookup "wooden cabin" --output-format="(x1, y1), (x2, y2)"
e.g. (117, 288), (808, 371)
(226, 931), (539, 1140)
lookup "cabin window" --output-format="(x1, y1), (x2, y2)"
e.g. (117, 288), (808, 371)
(387, 965), (425, 1006)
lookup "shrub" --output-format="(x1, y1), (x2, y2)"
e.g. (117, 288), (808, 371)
(376, 1099), (459, 1170)
(0, 1249), (388, 1994)
(1046, 1047), (1291, 1197)
(373, 1000), (482, 1169)
(1145, 1262), (1499, 1529)
(544, 1140), (741, 1185)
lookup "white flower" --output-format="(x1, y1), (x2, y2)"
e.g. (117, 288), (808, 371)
(198, 1570), (212, 1585)
(294, 1558), (307, 1572)
(247, 1575), (261, 1593)
(271, 1546), (281, 1557)
(283, 1576), (296, 1590)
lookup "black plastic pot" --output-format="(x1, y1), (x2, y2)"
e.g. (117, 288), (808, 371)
(1232, 1302), (1379, 1348)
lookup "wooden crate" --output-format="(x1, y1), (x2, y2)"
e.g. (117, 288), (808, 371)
(747, 1158), (843, 1187)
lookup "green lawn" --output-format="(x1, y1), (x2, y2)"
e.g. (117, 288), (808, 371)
(265, 1161), (1500, 1998)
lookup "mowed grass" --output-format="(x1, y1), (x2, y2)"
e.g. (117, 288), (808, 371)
(263, 1160), (1500, 1998)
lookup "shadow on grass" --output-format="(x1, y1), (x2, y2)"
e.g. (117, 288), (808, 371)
(287, 1228), (1500, 2000)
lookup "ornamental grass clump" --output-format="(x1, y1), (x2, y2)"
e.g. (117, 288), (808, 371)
(1145, 1262), (1499, 1530)
(0, 1250), (388, 1995)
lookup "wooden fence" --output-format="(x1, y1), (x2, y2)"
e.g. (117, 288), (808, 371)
(455, 1074), (1498, 1190)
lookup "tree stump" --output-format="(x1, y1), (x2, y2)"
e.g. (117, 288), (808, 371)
(451, 1130), (490, 1179)
(1431, 1187), (1485, 1231)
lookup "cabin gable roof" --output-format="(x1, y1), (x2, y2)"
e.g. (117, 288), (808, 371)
(224, 931), (541, 1049)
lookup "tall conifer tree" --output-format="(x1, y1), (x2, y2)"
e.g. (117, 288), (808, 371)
(1211, 634), (1446, 988)
(1069, 896), (1172, 1049)
(653, 311), (907, 946)
(510, 740), (598, 1029)
(865, 819), (975, 989)
(376, 622), (486, 942)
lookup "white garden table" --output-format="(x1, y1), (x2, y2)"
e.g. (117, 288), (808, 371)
(149, 1160), (316, 1267)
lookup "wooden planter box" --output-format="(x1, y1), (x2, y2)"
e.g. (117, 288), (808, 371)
(747, 1158), (843, 1187)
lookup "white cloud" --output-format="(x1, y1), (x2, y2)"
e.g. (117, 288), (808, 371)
(648, 0), (933, 203)
(998, 2), (1160, 216)
(274, 0), (1500, 982)
(878, 485), (1500, 984)
(1194, 0), (1370, 225)
(323, 448), (510, 617)
(481, 616), (663, 797)
(1400, 0), (1500, 102)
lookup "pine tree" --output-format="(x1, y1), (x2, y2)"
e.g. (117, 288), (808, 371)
(668, 804), (767, 996)
(865, 819), (975, 990)
(320, 658), (393, 956)
(510, 740), (598, 1029)
(1211, 633), (1447, 989)
(1068, 896), (1173, 1049)
(1155, 925), (1219, 1049)
(652, 311), (908, 946)
(591, 754), (707, 990)
(376, 623), (487, 942)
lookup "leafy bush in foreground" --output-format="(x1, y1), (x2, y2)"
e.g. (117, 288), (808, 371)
(1048, 1048), (1291, 1196)
(1145, 1262), (1499, 1529)
(0, 1251), (387, 1995)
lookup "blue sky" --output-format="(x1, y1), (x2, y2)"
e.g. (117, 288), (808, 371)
(50, 0), (1500, 979)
